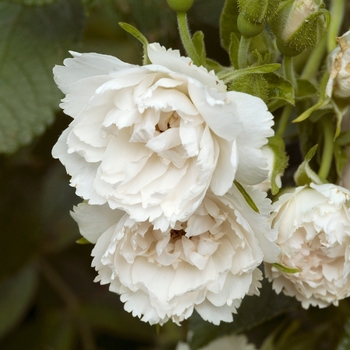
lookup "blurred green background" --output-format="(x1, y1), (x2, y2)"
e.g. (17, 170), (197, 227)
(1, 0), (350, 349)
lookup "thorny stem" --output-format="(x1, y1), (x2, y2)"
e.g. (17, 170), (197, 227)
(40, 259), (97, 350)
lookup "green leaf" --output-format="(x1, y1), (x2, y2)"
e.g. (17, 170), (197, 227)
(229, 73), (269, 102)
(234, 180), (259, 213)
(296, 79), (317, 100)
(293, 145), (324, 186)
(220, 0), (240, 51)
(218, 63), (280, 83)
(0, 0), (84, 154)
(293, 71), (330, 123)
(0, 264), (38, 339)
(265, 72), (294, 105)
(189, 277), (299, 349)
(118, 22), (150, 65)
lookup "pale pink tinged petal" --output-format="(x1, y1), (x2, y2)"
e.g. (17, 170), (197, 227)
(179, 121), (201, 157)
(185, 215), (216, 237)
(71, 203), (124, 243)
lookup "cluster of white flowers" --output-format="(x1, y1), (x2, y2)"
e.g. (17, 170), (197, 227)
(53, 29), (350, 328)
(53, 42), (279, 325)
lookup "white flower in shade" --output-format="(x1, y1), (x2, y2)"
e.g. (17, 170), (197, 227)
(53, 43), (274, 230)
(326, 30), (350, 99)
(176, 333), (257, 350)
(72, 185), (279, 326)
(265, 183), (350, 308)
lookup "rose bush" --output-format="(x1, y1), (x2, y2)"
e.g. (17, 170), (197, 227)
(265, 183), (350, 308)
(52, 43), (274, 230)
(72, 185), (279, 325)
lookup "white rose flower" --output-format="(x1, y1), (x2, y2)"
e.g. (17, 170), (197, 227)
(176, 334), (257, 350)
(53, 43), (274, 230)
(72, 185), (279, 325)
(265, 183), (350, 308)
(326, 30), (350, 99)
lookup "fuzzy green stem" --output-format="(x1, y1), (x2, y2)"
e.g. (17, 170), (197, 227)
(283, 55), (297, 94)
(301, 36), (326, 80)
(327, 0), (345, 52)
(177, 12), (201, 66)
(238, 35), (251, 69)
(318, 117), (334, 181)
(40, 260), (97, 350)
(276, 104), (293, 138)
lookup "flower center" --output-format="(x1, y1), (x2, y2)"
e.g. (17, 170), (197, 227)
(170, 228), (186, 240)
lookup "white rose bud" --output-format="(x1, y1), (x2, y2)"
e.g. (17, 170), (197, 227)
(265, 183), (350, 308)
(326, 30), (350, 99)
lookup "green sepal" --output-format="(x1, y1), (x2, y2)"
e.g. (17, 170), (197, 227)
(192, 31), (206, 64)
(76, 237), (91, 245)
(272, 263), (302, 274)
(294, 145), (324, 186)
(238, 0), (280, 24)
(118, 22), (150, 65)
(268, 136), (289, 195)
(220, 0), (240, 51)
(234, 180), (260, 213)
(237, 13), (266, 38)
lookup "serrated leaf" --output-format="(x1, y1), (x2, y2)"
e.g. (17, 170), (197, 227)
(220, 0), (240, 51)
(189, 277), (299, 349)
(294, 145), (324, 186)
(0, 0), (84, 154)
(0, 264), (38, 339)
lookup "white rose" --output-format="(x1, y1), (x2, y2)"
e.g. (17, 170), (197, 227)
(53, 43), (274, 230)
(265, 183), (350, 308)
(326, 30), (350, 99)
(176, 334), (257, 350)
(72, 185), (279, 325)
